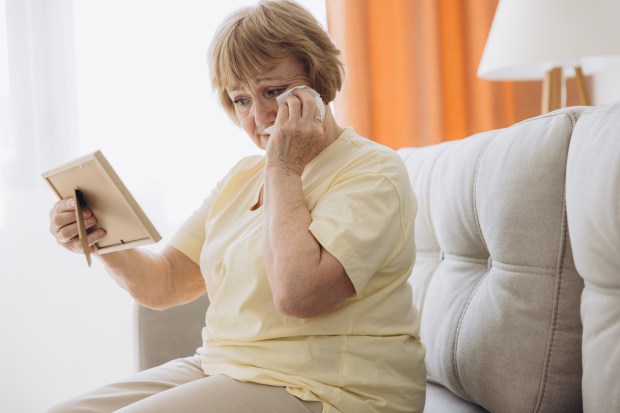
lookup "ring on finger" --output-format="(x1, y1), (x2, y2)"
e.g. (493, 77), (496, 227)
(314, 116), (323, 122)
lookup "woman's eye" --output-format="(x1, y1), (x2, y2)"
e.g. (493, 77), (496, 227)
(233, 97), (250, 107)
(233, 97), (251, 114)
(266, 88), (285, 98)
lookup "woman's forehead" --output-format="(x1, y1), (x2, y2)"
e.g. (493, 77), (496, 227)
(227, 57), (306, 90)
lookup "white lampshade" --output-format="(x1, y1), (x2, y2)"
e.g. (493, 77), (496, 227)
(478, 0), (620, 80)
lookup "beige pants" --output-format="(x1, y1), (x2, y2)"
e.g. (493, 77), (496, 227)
(47, 356), (323, 413)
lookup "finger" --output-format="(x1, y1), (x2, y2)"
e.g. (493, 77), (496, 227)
(56, 220), (79, 244)
(50, 198), (75, 231)
(50, 210), (76, 234)
(56, 215), (97, 244)
(64, 232), (102, 254)
(87, 228), (106, 247)
(54, 198), (76, 213)
(50, 206), (93, 233)
(274, 99), (291, 128)
(291, 88), (318, 121)
(284, 93), (303, 120)
(82, 207), (94, 220)
(63, 237), (86, 253)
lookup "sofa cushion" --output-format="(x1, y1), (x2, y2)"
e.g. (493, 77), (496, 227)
(399, 107), (587, 413)
(566, 101), (620, 413)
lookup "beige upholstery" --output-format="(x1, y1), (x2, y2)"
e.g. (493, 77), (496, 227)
(136, 102), (620, 412)
(135, 294), (209, 371)
(399, 108), (586, 412)
(566, 104), (620, 413)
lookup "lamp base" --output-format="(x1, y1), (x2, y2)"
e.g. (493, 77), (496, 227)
(574, 67), (592, 107)
(542, 67), (563, 113)
(541, 66), (591, 114)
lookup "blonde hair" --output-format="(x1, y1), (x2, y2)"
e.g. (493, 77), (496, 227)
(208, 0), (345, 123)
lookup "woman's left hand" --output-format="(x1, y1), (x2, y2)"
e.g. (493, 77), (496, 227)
(265, 88), (326, 175)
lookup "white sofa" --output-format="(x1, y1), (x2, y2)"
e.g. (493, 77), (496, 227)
(136, 102), (620, 412)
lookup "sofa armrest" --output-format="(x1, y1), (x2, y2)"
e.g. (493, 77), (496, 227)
(134, 294), (210, 371)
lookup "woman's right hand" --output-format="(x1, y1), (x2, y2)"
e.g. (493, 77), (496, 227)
(49, 198), (106, 253)
(49, 199), (205, 309)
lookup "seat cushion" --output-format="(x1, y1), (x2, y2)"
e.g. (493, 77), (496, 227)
(424, 382), (489, 413)
(566, 101), (620, 413)
(399, 107), (587, 413)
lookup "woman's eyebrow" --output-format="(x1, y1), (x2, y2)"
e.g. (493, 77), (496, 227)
(254, 75), (287, 84)
(228, 76), (286, 92)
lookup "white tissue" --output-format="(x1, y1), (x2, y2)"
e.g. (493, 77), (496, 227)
(263, 86), (325, 135)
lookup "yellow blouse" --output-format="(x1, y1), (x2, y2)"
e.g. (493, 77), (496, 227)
(169, 128), (426, 413)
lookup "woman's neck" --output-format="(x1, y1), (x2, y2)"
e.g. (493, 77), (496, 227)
(322, 107), (345, 149)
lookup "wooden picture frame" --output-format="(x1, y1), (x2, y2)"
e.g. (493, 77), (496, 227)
(42, 150), (161, 255)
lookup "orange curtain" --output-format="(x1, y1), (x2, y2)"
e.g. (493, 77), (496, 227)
(326, 0), (552, 149)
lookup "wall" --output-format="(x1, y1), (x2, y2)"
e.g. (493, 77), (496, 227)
(0, 1), (327, 412)
(592, 69), (620, 105)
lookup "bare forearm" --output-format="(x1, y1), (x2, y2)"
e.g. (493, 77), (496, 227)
(96, 247), (201, 309)
(264, 165), (319, 294)
(263, 163), (355, 317)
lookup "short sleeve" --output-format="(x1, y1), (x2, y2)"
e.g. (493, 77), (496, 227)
(308, 170), (411, 296)
(168, 182), (222, 264)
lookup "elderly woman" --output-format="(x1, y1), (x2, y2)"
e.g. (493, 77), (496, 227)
(47, 1), (426, 412)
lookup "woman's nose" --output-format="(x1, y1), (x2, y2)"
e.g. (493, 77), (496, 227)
(253, 98), (278, 129)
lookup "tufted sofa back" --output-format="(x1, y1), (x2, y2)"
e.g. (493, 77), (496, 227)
(399, 107), (588, 413)
(566, 103), (620, 413)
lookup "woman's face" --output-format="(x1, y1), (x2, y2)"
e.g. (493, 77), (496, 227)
(227, 56), (310, 150)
